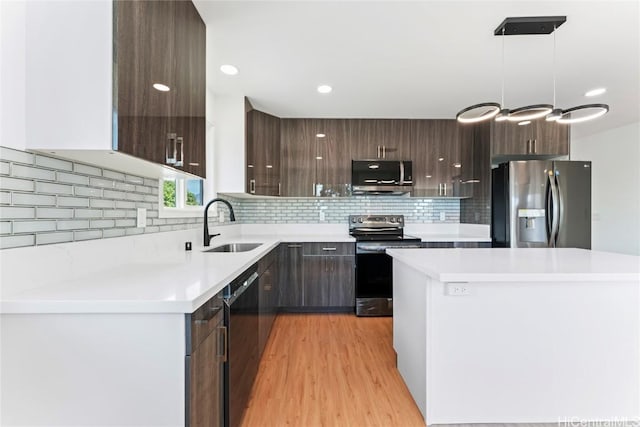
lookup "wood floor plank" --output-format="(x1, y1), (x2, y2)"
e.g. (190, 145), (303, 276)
(241, 313), (426, 427)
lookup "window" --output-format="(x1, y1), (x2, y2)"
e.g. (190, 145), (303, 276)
(159, 178), (205, 218)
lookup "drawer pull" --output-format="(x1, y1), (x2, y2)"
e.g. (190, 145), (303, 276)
(264, 285), (272, 291)
(287, 244), (302, 248)
(322, 247), (337, 251)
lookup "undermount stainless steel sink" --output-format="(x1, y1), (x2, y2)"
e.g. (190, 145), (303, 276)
(203, 243), (262, 253)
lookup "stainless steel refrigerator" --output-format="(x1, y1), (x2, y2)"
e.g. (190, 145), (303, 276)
(491, 160), (591, 249)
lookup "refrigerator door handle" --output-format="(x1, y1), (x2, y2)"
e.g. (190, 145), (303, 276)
(549, 173), (561, 247)
(546, 174), (553, 245)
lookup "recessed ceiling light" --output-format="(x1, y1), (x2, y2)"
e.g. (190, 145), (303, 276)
(518, 120), (531, 126)
(153, 83), (170, 92)
(317, 85), (332, 94)
(220, 64), (239, 75)
(316, 133), (326, 138)
(585, 87), (606, 97)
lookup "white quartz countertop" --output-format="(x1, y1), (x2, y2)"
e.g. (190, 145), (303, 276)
(386, 247), (640, 282)
(0, 234), (353, 314)
(408, 233), (491, 242)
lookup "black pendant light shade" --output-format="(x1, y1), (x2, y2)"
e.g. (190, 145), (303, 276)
(556, 104), (609, 124)
(456, 102), (501, 123)
(506, 104), (554, 121)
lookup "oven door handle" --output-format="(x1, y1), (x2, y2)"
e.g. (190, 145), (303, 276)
(352, 227), (399, 232)
(357, 245), (388, 252)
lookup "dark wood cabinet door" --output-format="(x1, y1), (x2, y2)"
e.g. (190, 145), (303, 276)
(303, 256), (330, 307)
(114, 0), (206, 178)
(278, 243), (304, 307)
(351, 119), (411, 160)
(189, 317), (224, 427)
(280, 120), (315, 196)
(258, 263), (275, 357)
(411, 119), (460, 196)
(491, 119), (568, 157)
(315, 119), (352, 196)
(328, 256), (355, 307)
(247, 110), (281, 195)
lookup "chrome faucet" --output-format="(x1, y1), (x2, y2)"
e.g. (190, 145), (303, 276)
(203, 198), (236, 246)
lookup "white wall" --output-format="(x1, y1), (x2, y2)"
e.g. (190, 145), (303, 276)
(212, 93), (245, 193)
(0, 0), (26, 150)
(571, 121), (640, 255)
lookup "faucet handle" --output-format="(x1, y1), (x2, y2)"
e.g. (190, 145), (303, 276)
(210, 233), (221, 238)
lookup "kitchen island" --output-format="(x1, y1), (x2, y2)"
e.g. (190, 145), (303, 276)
(386, 247), (640, 425)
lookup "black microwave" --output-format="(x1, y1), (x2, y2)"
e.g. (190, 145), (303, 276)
(351, 160), (413, 195)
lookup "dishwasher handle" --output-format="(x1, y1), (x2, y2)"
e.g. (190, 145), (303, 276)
(227, 271), (259, 305)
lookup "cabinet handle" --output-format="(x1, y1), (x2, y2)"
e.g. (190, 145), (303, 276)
(250, 179), (256, 194)
(533, 139), (537, 154)
(175, 137), (184, 167)
(264, 285), (272, 291)
(166, 133), (177, 165)
(287, 244), (302, 248)
(377, 145), (381, 158)
(383, 145), (386, 158)
(218, 326), (228, 362)
(278, 182), (281, 196)
(322, 247), (337, 251)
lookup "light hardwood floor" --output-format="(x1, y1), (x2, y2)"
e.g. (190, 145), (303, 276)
(240, 313), (426, 427)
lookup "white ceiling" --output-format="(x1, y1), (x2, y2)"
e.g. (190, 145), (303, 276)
(193, 1), (640, 139)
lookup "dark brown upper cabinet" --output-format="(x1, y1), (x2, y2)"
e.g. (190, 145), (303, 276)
(491, 119), (569, 159)
(411, 120), (462, 197)
(114, 0), (206, 178)
(280, 119), (316, 197)
(352, 119), (412, 160)
(246, 107), (281, 196)
(313, 119), (352, 197)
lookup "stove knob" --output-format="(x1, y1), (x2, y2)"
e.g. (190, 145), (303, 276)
(390, 217), (396, 223)
(351, 217), (357, 223)
(358, 217), (364, 223)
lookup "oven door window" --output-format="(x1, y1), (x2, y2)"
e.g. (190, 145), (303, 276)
(356, 253), (392, 298)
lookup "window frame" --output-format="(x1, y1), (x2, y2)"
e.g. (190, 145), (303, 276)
(158, 177), (206, 218)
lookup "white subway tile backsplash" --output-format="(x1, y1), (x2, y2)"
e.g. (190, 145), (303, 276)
(57, 172), (90, 186)
(89, 177), (116, 188)
(143, 178), (157, 187)
(35, 181), (73, 195)
(126, 175), (146, 185)
(12, 164), (56, 181)
(115, 219), (136, 227)
(0, 221), (11, 234)
(74, 186), (103, 197)
(103, 210), (127, 218)
(0, 191), (10, 204)
(0, 147), (34, 164)
(37, 207), (74, 219)
(36, 232), (74, 245)
(12, 193), (56, 206)
(73, 163), (102, 176)
(103, 170), (125, 181)
(35, 155), (73, 171)
(125, 227), (145, 236)
(115, 200), (135, 209)
(0, 162), (9, 175)
(1, 234), (35, 249)
(0, 206), (36, 219)
(74, 230), (102, 241)
(103, 228), (126, 238)
(90, 219), (115, 229)
(125, 192), (145, 202)
(103, 189), (126, 199)
(13, 220), (57, 233)
(57, 220), (90, 231)
(115, 181), (136, 192)
(57, 197), (90, 208)
(90, 199), (115, 209)
(74, 209), (103, 219)
(1, 177), (36, 192)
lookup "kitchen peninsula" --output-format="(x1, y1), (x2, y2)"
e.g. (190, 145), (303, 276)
(387, 247), (640, 425)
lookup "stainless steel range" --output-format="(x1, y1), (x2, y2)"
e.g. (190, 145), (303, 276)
(349, 215), (421, 316)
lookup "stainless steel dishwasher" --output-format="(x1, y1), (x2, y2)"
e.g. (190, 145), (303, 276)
(224, 267), (259, 427)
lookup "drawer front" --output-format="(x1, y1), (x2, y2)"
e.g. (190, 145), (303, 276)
(188, 290), (224, 354)
(421, 242), (455, 248)
(303, 242), (355, 256)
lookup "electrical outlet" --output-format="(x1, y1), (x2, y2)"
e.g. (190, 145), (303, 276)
(136, 208), (146, 228)
(219, 211), (225, 223)
(446, 283), (470, 296)
(439, 211), (446, 221)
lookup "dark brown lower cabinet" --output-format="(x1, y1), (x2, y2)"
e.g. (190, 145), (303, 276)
(278, 243), (304, 308)
(258, 249), (278, 357)
(303, 255), (354, 308)
(186, 290), (225, 427)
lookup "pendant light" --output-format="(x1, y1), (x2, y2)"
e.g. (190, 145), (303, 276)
(456, 16), (609, 125)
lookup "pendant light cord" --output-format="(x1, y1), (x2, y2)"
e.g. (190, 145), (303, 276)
(552, 25), (557, 106)
(501, 27), (505, 106)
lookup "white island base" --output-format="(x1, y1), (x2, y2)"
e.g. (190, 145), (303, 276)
(388, 248), (640, 425)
